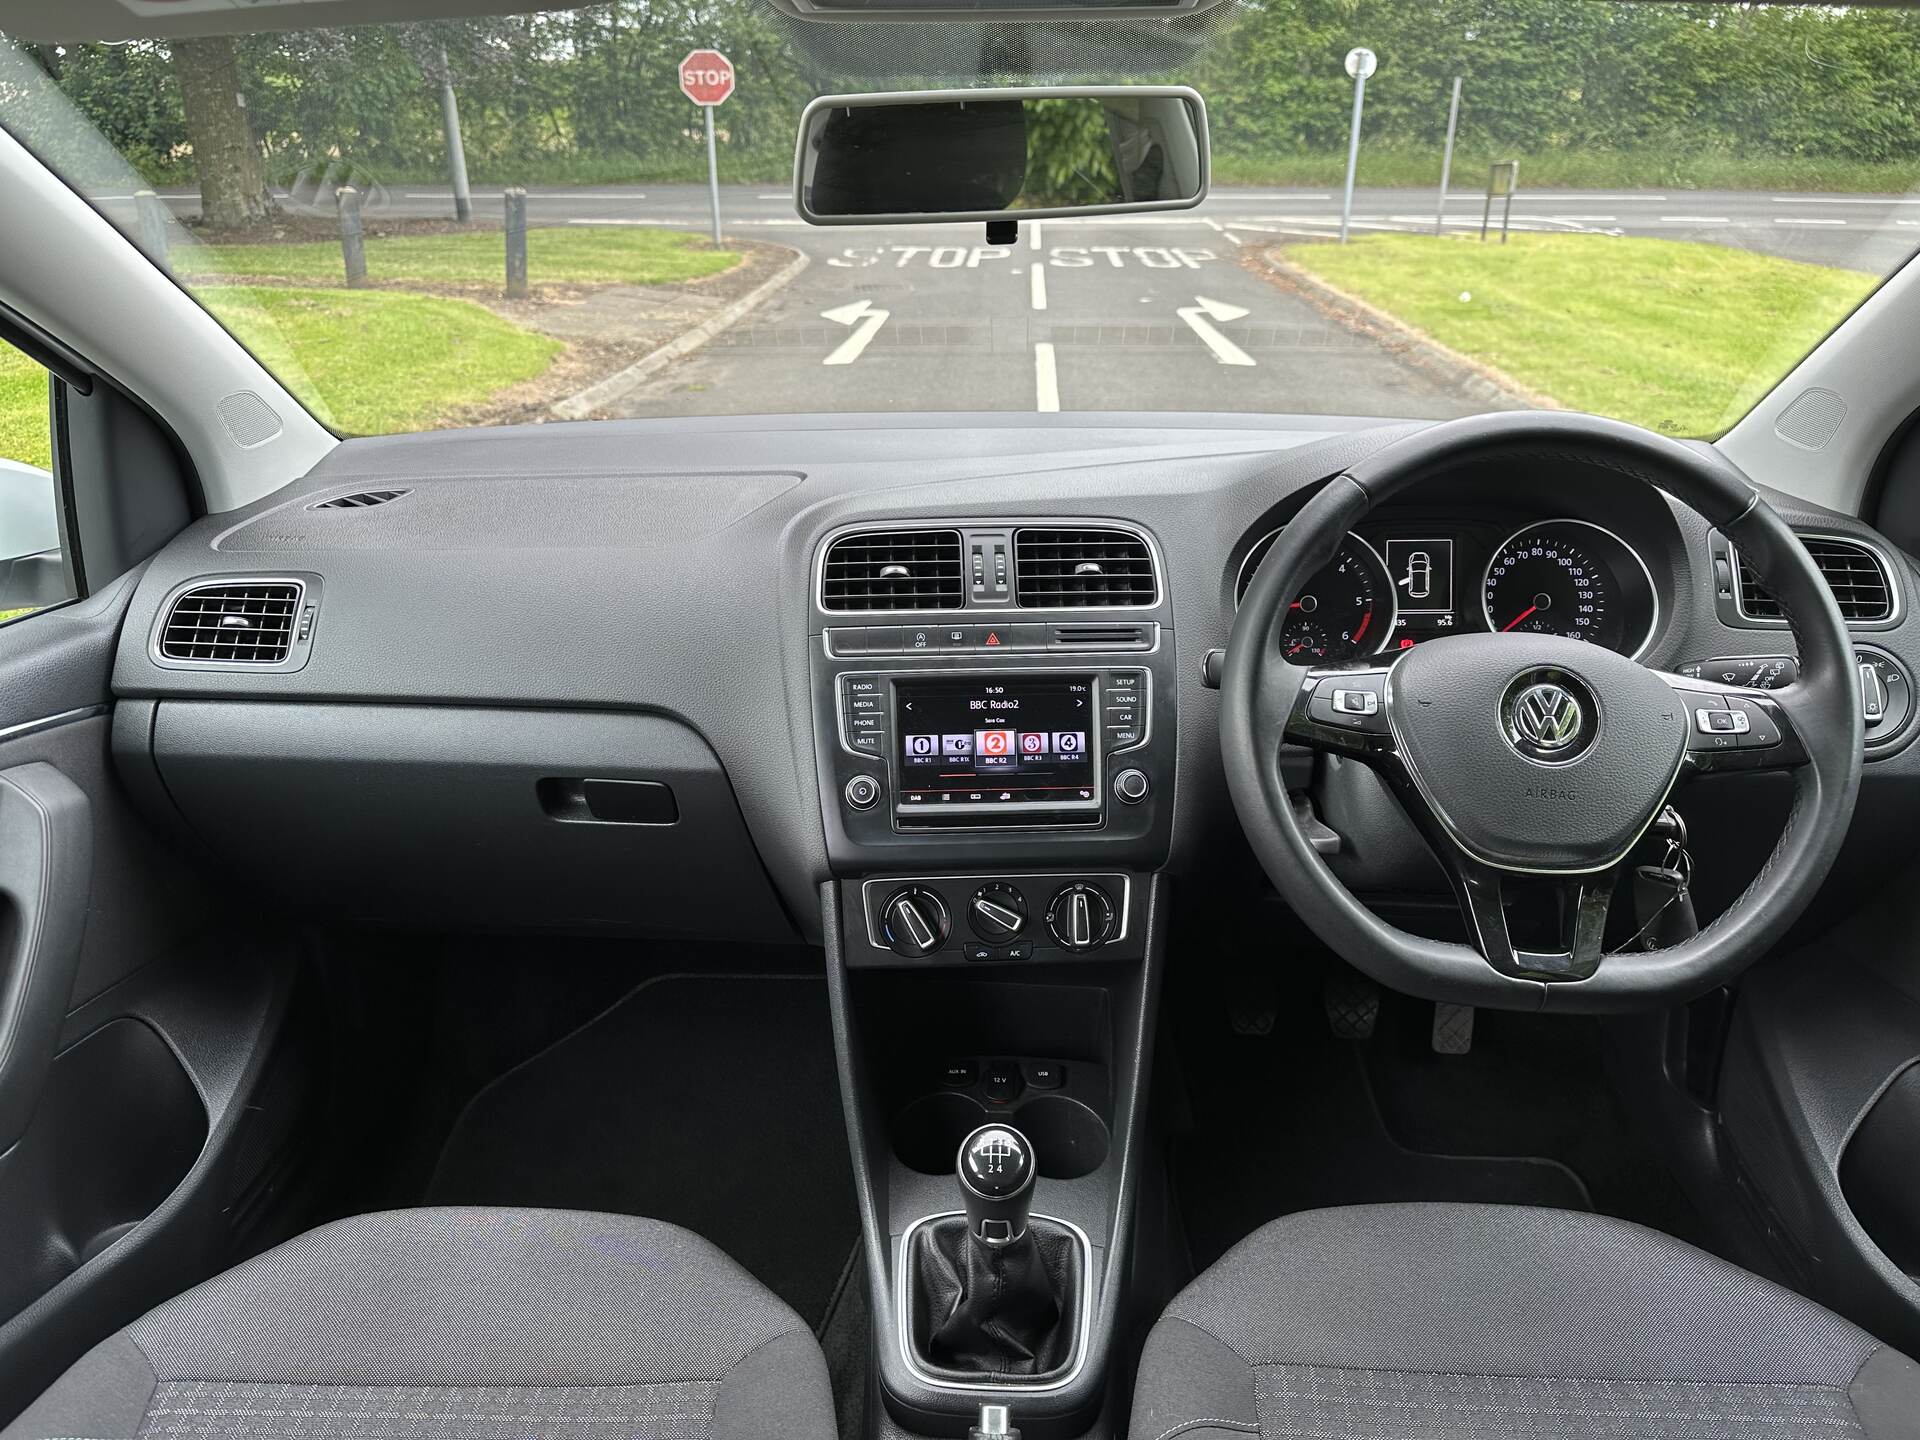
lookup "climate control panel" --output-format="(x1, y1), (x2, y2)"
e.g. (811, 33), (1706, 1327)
(850, 873), (1141, 967)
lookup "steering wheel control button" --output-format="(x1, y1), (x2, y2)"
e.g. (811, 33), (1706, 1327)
(844, 775), (881, 810)
(1696, 708), (1749, 736)
(1725, 698), (1782, 749)
(1113, 768), (1151, 804)
(968, 883), (1028, 940)
(881, 886), (951, 958)
(1308, 671), (1389, 732)
(1047, 883), (1117, 951)
(1021, 1060), (1066, 1090)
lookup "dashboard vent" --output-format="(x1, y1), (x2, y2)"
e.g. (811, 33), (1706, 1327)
(313, 489), (408, 510)
(821, 529), (964, 611)
(1737, 537), (1893, 623)
(159, 582), (301, 664)
(1016, 528), (1157, 608)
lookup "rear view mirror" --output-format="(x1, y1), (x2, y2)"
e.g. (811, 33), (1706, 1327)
(795, 87), (1209, 226)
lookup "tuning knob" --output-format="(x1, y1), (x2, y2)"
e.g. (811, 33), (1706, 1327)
(1046, 882), (1115, 952)
(968, 883), (1028, 941)
(881, 886), (950, 958)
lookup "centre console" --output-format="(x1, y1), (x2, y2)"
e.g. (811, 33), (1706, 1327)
(810, 519), (1174, 1438)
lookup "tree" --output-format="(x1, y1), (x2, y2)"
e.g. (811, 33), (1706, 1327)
(171, 35), (273, 227)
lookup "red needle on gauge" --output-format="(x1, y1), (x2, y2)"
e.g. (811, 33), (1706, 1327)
(1502, 605), (1538, 632)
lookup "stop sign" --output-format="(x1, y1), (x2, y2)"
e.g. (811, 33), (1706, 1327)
(679, 50), (735, 107)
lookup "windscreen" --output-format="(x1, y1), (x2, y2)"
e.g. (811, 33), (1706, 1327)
(1, 1), (1914, 437)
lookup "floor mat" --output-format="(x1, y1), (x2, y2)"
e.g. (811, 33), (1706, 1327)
(426, 973), (858, 1330)
(1173, 974), (1590, 1274)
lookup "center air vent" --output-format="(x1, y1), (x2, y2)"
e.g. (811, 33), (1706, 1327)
(822, 529), (964, 611)
(313, 489), (408, 510)
(1737, 537), (1894, 623)
(1016, 528), (1157, 608)
(158, 581), (302, 664)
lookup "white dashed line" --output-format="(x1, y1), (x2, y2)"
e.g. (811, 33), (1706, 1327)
(1772, 196), (1920, 205)
(1660, 216), (1731, 224)
(1030, 264), (1048, 311)
(1029, 222), (1043, 251)
(1776, 217), (1848, 226)
(1034, 343), (1060, 412)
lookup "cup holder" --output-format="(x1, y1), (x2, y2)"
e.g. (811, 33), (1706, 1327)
(1018, 1094), (1110, 1180)
(892, 1088), (1111, 1181)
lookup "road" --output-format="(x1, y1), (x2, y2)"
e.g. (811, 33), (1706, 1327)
(103, 181), (1918, 419)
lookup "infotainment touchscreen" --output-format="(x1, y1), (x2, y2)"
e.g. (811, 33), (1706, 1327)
(894, 675), (1099, 813)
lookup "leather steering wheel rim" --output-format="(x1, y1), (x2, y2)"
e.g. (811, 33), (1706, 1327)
(1222, 411), (1864, 1014)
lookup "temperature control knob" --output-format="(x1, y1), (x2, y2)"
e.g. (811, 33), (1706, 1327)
(1046, 883), (1116, 952)
(881, 886), (950, 958)
(968, 883), (1028, 941)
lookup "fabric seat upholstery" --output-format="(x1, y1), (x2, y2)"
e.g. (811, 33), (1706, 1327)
(3, 1208), (834, 1440)
(1132, 1203), (1920, 1440)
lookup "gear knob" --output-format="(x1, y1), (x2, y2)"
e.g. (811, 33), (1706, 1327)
(957, 1123), (1035, 1247)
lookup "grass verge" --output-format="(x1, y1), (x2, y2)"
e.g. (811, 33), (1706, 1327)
(1283, 234), (1877, 435)
(1213, 147), (1920, 194)
(0, 343), (52, 473)
(198, 286), (562, 435)
(180, 226), (739, 287)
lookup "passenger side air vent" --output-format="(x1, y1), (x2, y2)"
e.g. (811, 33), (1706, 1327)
(1015, 528), (1157, 608)
(821, 529), (965, 611)
(158, 581), (302, 664)
(1737, 537), (1894, 623)
(312, 489), (408, 510)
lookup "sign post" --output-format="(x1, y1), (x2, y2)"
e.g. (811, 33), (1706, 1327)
(679, 49), (735, 246)
(1481, 160), (1520, 244)
(1435, 76), (1462, 236)
(1339, 46), (1378, 244)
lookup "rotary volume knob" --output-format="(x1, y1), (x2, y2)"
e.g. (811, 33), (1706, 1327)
(1046, 882), (1116, 952)
(881, 886), (950, 958)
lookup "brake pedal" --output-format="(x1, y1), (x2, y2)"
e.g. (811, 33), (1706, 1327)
(1323, 972), (1379, 1040)
(1431, 1002), (1475, 1055)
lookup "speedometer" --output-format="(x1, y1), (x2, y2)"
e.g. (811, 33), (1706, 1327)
(1481, 519), (1658, 657)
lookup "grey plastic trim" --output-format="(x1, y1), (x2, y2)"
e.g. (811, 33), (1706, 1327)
(894, 1210), (1094, 1395)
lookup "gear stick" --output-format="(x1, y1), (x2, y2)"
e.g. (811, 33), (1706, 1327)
(905, 1123), (1083, 1379)
(958, 1123), (1035, 1245)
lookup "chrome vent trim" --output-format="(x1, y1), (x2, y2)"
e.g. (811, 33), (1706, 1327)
(312, 489), (409, 510)
(1736, 535), (1896, 624)
(821, 529), (965, 612)
(158, 581), (302, 664)
(1015, 527), (1158, 608)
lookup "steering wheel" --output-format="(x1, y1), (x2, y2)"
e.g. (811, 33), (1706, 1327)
(1223, 412), (1864, 1013)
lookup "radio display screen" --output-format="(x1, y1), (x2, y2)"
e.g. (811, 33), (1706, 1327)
(895, 675), (1098, 812)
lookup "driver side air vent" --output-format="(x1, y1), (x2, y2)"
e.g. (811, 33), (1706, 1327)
(312, 489), (409, 510)
(1736, 537), (1894, 623)
(821, 529), (964, 611)
(159, 581), (302, 664)
(1016, 527), (1158, 607)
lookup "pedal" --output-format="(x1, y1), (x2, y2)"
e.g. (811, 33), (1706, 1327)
(1431, 1002), (1475, 1055)
(1323, 972), (1379, 1040)
(1227, 970), (1277, 1036)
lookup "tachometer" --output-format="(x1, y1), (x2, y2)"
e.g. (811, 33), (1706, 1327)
(1277, 535), (1394, 665)
(1481, 519), (1657, 656)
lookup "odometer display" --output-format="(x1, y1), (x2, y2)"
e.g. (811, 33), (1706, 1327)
(1481, 519), (1656, 656)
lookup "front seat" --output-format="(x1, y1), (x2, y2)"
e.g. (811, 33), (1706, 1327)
(2, 1208), (835, 1440)
(1132, 1204), (1920, 1440)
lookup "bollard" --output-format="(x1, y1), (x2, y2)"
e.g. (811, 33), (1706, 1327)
(504, 187), (528, 298)
(134, 190), (170, 269)
(338, 185), (367, 287)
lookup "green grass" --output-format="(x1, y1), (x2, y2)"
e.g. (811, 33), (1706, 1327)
(1213, 146), (1920, 194)
(180, 226), (738, 287)
(197, 286), (562, 435)
(0, 343), (52, 473)
(1285, 234), (1878, 436)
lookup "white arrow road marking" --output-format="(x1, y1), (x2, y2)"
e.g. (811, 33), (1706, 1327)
(820, 299), (891, 365)
(1177, 296), (1256, 366)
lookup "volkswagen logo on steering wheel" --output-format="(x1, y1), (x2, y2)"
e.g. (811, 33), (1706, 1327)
(1505, 676), (1593, 763)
